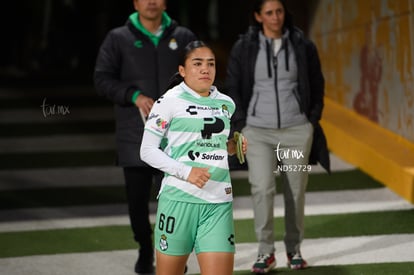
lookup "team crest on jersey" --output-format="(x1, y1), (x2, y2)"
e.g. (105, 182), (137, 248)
(169, 38), (178, 50)
(159, 234), (168, 251)
(221, 104), (230, 118)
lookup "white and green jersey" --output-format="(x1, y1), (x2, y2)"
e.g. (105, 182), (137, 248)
(140, 82), (235, 203)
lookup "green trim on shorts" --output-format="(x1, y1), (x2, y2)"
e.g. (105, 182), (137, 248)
(154, 195), (235, 255)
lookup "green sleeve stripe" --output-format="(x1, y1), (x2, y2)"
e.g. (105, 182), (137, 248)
(169, 117), (204, 132)
(209, 166), (231, 183)
(161, 186), (210, 203)
(144, 128), (163, 137)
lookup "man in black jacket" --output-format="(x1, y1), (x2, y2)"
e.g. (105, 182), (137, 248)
(94, 0), (196, 273)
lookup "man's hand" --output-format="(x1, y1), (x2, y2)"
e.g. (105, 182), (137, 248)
(134, 94), (154, 117)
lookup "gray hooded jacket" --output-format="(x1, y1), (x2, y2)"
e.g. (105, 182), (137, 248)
(246, 30), (308, 129)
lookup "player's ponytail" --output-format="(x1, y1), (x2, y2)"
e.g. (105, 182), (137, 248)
(165, 72), (183, 91)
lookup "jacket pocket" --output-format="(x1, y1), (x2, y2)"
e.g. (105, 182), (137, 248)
(250, 93), (260, 116)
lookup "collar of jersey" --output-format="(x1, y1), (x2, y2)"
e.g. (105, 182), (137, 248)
(179, 82), (216, 99)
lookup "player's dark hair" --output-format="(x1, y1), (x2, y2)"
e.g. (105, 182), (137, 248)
(166, 40), (214, 90)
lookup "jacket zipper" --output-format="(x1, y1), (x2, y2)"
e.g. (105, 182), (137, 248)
(273, 55), (281, 128)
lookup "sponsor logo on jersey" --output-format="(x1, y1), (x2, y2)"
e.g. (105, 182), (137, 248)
(186, 105), (220, 116)
(148, 113), (159, 121)
(225, 187), (232, 195)
(227, 234), (235, 246)
(188, 150), (225, 161)
(156, 118), (169, 130)
(201, 117), (224, 139)
(156, 95), (165, 104)
(188, 150), (200, 161)
(202, 153), (225, 160)
(196, 141), (221, 148)
(186, 105), (197, 115)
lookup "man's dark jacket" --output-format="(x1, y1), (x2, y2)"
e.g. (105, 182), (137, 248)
(225, 26), (330, 172)
(94, 17), (196, 167)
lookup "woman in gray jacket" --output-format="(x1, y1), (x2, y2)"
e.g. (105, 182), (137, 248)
(225, 0), (330, 273)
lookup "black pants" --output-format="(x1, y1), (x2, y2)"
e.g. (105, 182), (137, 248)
(123, 166), (162, 251)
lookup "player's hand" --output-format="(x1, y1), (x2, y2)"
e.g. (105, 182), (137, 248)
(232, 131), (247, 164)
(187, 167), (210, 188)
